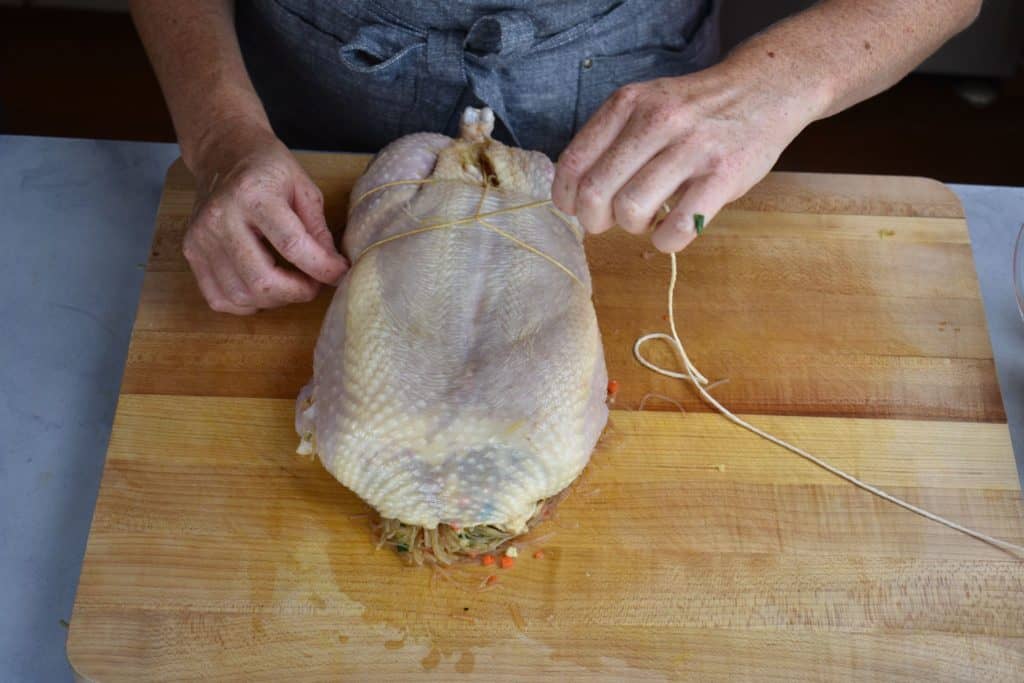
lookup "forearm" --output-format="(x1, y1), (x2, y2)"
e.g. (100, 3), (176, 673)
(723, 0), (982, 122)
(129, 0), (271, 173)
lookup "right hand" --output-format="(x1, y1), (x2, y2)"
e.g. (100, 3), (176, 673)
(183, 122), (348, 315)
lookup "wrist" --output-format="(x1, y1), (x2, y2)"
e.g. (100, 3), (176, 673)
(718, 39), (836, 134)
(183, 110), (276, 182)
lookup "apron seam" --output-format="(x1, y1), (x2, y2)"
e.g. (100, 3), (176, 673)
(269, 0), (359, 43)
(364, 0), (427, 36)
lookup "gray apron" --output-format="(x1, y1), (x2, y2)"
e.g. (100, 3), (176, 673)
(236, 0), (720, 158)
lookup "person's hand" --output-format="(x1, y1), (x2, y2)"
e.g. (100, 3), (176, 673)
(183, 121), (348, 314)
(552, 61), (822, 252)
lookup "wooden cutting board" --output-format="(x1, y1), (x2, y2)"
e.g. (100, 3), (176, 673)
(67, 156), (1023, 681)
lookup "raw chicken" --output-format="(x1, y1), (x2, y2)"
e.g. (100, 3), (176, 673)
(297, 108), (608, 561)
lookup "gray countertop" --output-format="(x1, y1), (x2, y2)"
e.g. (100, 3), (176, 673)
(1, 135), (1021, 682)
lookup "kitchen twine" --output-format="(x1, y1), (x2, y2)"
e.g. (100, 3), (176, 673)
(351, 175), (1024, 557)
(636, 249), (1024, 558)
(349, 176), (583, 286)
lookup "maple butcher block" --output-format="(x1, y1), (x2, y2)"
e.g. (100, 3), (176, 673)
(67, 155), (1023, 681)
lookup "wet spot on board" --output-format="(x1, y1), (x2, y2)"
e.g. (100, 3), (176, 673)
(338, 634), (350, 644)
(878, 229), (896, 238)
(384, 637), (406, 650)
(455, 650), (475, 674)
(508, 603), (527, 632)
(421, 647), (441, 671)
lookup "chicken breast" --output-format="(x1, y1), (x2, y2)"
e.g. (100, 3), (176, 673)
(297, 108), (608, 556)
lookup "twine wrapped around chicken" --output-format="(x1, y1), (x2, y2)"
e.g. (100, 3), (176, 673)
(296, 108), (609, 564)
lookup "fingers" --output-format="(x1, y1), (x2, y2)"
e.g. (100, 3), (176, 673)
(230, 228), (321, 306)
(184, 134), (352, 314)
(651, 175), (735, 253)
(611, 142), (701, 235)
(292, 177), (340, 256)
(185, 248), (258, 315)
(210, 249), (263, 313)
(552, 69), (799, 253)
(572, 112), (675, 234)
(185, 198), (324, 314)
(552, 84), (639, 216)
(255, 201), (348, 285)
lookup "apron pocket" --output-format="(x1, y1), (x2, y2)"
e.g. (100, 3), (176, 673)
(337, 23), (423, 73)
(241, 1), (421, 150)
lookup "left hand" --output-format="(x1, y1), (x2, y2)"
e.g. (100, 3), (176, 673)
(552, 61), (820, 252)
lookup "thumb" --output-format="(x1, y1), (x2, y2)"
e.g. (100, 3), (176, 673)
(293, 176), (345, 261)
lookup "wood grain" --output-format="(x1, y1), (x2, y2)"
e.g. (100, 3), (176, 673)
(122, 156), (1004, 421)
(69, 396), (1023, 681)
(67, 157), (1022, 681)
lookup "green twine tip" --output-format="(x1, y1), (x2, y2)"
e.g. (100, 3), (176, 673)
(694, 213), (706, 236)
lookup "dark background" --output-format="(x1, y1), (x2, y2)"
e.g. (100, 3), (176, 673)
(1, 1), (1022, 184)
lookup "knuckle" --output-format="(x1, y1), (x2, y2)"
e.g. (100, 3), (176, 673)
(612, 84), (640, 108)
(208, 298), (233, 313)
(667, 214), (690, 234)
(225, 287), (250, 306)
(576, 175), (605, 206)
(557, 149), (586, 177)
(200, 203), (226, 222)
(645, 104), (675, 127)
(649, 103), (687, 129)
(689, 136), (716, 162)
(191, 202), (225, 230)
(250, 275), (274, 295)
(182, 227), (216, 261)
(277, 234), (304, 259)
(614, 192), (647, 226)
(309, 224), (332, 242)
(711, 153), (740, 178)
(182, 237), (200, 263)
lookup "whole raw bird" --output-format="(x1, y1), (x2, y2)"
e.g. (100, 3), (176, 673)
(297, 108), (608, 563)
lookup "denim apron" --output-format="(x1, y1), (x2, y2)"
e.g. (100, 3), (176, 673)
(236, 1), (720, 158)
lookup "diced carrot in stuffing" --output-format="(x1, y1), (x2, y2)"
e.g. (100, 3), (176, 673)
(607, 380), (620, 396)
(486, 575), (499, 586)
(481, 554), (495, 566)
(533, 550), (545, 560)
(500, 556), (515, 569)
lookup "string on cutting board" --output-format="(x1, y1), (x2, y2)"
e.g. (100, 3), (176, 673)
(634, 252), (1024, 557)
